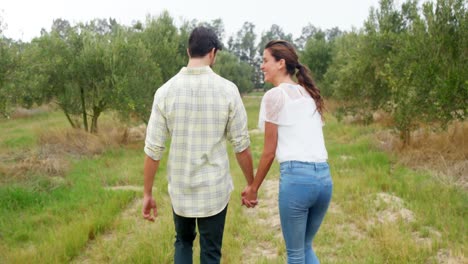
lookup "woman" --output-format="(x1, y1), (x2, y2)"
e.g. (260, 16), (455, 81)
(243, 40), (332, 264)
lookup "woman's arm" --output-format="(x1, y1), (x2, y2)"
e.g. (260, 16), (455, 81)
(242, 122), (278, 200)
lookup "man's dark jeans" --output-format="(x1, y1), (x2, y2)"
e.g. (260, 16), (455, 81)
(173, 205), (228, 264)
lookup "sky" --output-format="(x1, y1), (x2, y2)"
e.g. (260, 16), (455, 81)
(1, 0), (381, 42)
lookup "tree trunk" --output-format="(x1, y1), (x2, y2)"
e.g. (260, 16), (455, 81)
(90, 101), (105, 134)
(64, 110), (77, 128)
(80, 86), (88, 132)
(400, 128), (411, 147)
(57, 101), (77, 128)
(90, 110), (100, 134)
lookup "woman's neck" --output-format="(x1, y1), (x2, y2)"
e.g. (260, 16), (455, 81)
(273, 75), (296, 87)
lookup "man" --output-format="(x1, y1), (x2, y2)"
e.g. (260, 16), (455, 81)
(142, 26), (257, 263)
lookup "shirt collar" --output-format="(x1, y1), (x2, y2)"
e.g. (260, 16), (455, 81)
(180, 66), (213, 75)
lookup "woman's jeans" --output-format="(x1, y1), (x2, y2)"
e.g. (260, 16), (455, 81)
(173, 205), (228, 264)
(279, 161), (332, 264)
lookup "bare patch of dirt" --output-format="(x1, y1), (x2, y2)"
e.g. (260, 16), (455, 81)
(339, 155), (354, 161)
(335, 221), (366, 242)
(10, 105), (52, 119)
(104, 185), (144, 192)
(326, 202), (366, 243)
(242, 241), (278, 261)
(242, 179), (280, 262)
(426, 249), (468, 264)
(327, 202), (344, 215)
(368, 192), (415, 225)
(412, 227), (442, 249)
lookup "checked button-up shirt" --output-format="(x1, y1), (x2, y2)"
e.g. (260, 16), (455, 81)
(144, 66), (250, 217)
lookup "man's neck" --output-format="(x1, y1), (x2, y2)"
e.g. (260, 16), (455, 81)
(187, 57), (211, 68)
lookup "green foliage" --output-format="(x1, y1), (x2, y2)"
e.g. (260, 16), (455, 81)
(228, 22), (261, 87)
(141, 11), (185, 82)
(0, 37), (19, 118)
(4, 12), (265, 130)
(325, 31), (383, 110)
(296, 24), (343, 51)
(110, 30), (163, 124)
(299, 26), (342, 96)
(324, 0), (467, 145)
(228, 22), (257, 65)
(301, 31), (332, 84)
(213, 51), (254, 94)
(257, 24), (294, 55)
(18, 16), (171, 131)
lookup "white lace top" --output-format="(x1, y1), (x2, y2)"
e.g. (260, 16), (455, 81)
(258, 83), (328, 163)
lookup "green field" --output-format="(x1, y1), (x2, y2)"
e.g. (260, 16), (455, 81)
(0, 96), (466, 263)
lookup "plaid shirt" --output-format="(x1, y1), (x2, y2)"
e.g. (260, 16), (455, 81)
(144, 66), (250, 217)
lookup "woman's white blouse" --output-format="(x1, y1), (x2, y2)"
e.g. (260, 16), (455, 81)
(258, 83), (328, 163)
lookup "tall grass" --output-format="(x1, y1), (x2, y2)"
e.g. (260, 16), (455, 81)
(0, 97), (466, 263)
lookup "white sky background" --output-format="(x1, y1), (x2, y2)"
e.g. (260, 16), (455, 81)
(1, 0), (381, 42)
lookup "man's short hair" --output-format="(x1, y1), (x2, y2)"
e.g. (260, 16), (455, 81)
(188, 26), (223, 58)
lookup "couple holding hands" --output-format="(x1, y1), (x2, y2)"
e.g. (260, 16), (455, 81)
(142, 26), (332, 264)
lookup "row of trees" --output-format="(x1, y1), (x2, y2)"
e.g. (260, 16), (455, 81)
(0, 10), (323, 133)
(323, 0), (467, 144)
(0, 13), (253, 132)
(0, 0), (466, 144)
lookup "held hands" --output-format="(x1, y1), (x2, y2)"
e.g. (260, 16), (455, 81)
(241, 185), (258, 208)
(142, 195), (158, 222)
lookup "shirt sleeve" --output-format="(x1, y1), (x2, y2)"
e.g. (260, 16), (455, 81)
(144, 89), (169, 161)
(226, 86), (250, 153)
(258, 88), (285, 132)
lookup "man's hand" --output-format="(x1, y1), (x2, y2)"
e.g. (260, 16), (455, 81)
(241, 185), (258, 208)
(142, 195), (158, 222)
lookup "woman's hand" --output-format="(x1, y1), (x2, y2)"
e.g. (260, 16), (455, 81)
(241, 185), (258, 208)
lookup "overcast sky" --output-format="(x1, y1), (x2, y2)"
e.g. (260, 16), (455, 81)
(1, 0), (381, 42)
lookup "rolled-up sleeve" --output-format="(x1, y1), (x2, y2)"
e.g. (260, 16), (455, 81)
(226, 89), (250, 153)
(144, 90), (169, 161)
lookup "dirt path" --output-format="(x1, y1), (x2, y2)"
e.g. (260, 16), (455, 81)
(242, 179), (281, 262)
(72, 184), (463, 263)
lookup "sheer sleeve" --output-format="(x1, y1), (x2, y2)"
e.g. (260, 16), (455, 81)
(258, 88), (285, 132)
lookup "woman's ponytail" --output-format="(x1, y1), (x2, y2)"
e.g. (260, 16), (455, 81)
(295, 63), (324, 116)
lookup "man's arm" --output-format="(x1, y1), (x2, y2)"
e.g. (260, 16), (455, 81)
(142, 87), (168, 221)
(236, 147), (258, 208)
(142, 155), (160, 222)
(235, 147), (254, 185)
(224, 86), (257, 206)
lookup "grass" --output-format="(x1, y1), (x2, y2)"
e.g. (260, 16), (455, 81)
(0, 154), (136, 263)
(0, 97), (466, 263)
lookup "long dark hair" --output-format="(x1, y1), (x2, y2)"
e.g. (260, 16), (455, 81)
(264, 40), (324, 115)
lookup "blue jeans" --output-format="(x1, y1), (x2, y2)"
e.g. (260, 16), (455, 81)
(279, 161), (332, 264)
(173, 205), (228, 264)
